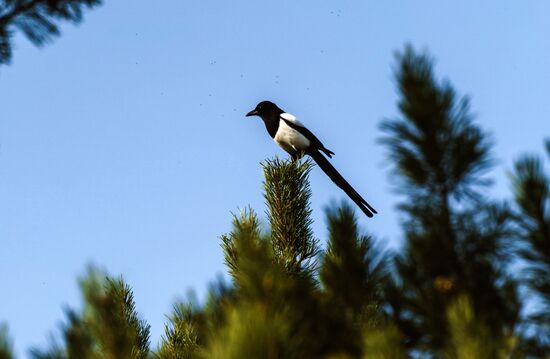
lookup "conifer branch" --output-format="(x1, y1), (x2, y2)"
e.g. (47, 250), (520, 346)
(220, 208), (262, 283)
(0, 0), (102, 64)
(380, 45), (518, 353)
(444, 295), (517, 359)
(321, 203), (386, 315)
(511, 144), (550, 353)
(262, 157), (319, 274)
(0, 324), (14, 359)
(156, 303), (198, 359)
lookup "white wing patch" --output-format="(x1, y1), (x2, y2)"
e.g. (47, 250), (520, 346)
(274, 118), (310, 154)
(280, 112), (305, 127)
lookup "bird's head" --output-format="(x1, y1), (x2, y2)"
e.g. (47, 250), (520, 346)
(246, 101), (283, 119)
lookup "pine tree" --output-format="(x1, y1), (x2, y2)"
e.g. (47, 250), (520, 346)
(380, 45), (520, 355)
(320, 203), (388, 356)
(156, 303), (199, 359)
(261, 158), (318, 275)
(511, 140), (550, 356)
(215, 159), (325, 358)
(0, 0), (102, 64)
(362, 323), (407, 359)
(444, 295), (516, 359)
(31, 266), (150, 359)
(189, 158), (390, 358)
(0, 324), (14, 359)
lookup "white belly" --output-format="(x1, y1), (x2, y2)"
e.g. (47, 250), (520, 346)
(274, 120), (310, 153)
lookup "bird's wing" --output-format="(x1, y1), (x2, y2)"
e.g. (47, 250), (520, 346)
(307, 149), (377, 218)
(280, 112), (305, 126)
(280, 113), (335, 157)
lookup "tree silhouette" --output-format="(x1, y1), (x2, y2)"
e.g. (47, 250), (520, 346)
(511, 140), (550, 356)
(380, 45), (520, 355)
(0, 0), (101, 64)
(30, 266), (150, 359)
(0, 324), (14, 359)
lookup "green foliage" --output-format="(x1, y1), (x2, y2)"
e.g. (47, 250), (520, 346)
(320, 204), (387, 355)
(220, 208), (265, 286)
(363, 323), (407, 359)
(262, 158), (318, 274)
(30, 342), (66, 359)
(82, 274), (150, 359)
(0, 0), (102, 64)
(321, 204), (385, 313)
(511, 141), (550, 355)
(380, 45), (492, 202)
(218, 202), (327, 358)
(0, 324), (13, 359)
(156, 304), (199, 359)
(512, 149), (550, 296)
(213, 159), (390, 358)
(200, 303), (293, 359)
(380, 45), (520, 352)
(29, 266), (150, 359)
(444, 295), (516, 359)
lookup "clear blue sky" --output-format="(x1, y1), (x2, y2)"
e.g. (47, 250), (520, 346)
(1, 0), (549, 357)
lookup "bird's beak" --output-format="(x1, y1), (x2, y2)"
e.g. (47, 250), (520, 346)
(246, 109), (258, 117)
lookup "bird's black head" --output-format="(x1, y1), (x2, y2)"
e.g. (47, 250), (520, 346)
(246, 101), (283, 119)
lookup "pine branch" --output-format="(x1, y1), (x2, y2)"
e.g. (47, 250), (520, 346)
(380, 44), (493, 203)
(80, 267), (151, 359)
(320, 203), (389, 356)
(63, 310), (92, 359)
(0, 324), (14, 359)
(512, 155), (550, 262)
(0, 0), (102, 64)
(444, 295), (517, 359)
(218, 174), (326, 357)
(321, 203), (387, 313)
(156, 303), (199, 359)
(511, 144), (550, 354)
(380, 45), (519, 353)
(29, 345), (66, 359)
(262, 157), (319, 274)
(0, 0), (42, 25)
(220, 208), (263, 282)
(363, 323), (407, 359)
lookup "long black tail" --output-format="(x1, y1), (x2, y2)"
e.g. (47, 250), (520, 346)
(308, 149), (377, 218)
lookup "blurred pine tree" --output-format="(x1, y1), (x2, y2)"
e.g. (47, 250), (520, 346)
(0, 0), (101, 64)
(156, 304), (198, 359)
(0, 324), (14, 359)
(444, 295), (517, 359)
(511, 140), (550, 356)
(30, 266), (150, 359)
(380, 45), (520, 355)
(363, 322), (407, 359)
(320, 204), (388, 356)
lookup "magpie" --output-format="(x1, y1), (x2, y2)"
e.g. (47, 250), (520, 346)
(246, 101), (377, 218)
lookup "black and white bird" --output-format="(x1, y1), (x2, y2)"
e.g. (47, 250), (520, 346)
(246, 100), (377, 218)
